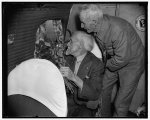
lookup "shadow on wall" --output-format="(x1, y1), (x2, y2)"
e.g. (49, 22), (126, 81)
(74, 14), (81, 30)
(74, 13), (88, 32)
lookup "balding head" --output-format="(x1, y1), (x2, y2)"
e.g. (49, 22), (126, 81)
(66, 31), (94, 57)
(72, 31), (94, 51)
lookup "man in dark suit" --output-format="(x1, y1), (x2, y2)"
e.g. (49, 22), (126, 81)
(60, 31), (104, 117)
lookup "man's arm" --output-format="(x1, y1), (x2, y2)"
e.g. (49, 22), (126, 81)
(106, 31), (131, 71)
(78, 61), (104, 101)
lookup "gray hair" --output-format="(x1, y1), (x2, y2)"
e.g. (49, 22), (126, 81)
(79, 4), (103, 21)
(72, 31), (94, 51)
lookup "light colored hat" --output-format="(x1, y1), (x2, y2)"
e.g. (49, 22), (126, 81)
(8, 59), (67, 117)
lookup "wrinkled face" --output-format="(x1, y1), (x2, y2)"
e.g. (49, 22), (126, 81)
(66, 36), (80, 56)
(80, 14), (97, 33)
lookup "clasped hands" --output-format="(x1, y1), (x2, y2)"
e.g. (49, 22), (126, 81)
(60, 67), (76, 82)
(60, 67), (83, 89)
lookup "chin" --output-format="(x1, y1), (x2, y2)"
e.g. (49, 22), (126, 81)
(66, 49), (72, 55)
(86, 28), (93, 33)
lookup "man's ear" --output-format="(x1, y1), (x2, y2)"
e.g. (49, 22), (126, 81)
(79, 40), (84, 49)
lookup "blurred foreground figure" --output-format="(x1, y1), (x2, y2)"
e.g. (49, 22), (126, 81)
(79, 4), (145, 117)
(8, 59), (67, 117)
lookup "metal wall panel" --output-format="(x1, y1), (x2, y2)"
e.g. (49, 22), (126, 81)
(117, 3), (146, 46)
(6, 5), (71, 74)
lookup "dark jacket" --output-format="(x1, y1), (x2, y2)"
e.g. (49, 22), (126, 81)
(66, 51), (104, 105)
(95, 14), (145, 72)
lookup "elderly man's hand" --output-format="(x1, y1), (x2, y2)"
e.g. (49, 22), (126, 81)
(60, 67), (75, 82)
(60, 67), (83, 90)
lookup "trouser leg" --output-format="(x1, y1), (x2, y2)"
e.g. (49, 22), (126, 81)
(101, 69), (118, 117)
(70, 105), (96, 117)
(114, 68), (144, 117)
(129, 72), (145, 112)
(67, 95), (96, 117)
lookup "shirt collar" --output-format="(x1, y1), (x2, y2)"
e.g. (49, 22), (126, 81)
(76, 52), (87, 62)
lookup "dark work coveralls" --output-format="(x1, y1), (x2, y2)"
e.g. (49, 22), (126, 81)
(94, 14), (145, 117)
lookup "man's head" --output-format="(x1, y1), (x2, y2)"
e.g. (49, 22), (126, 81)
(66, 31), (94, 57)
(79, 4), (103, 33)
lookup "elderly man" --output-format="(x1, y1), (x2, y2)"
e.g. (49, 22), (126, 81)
(60, 31), (104, 117)
(79, 4), (145, 117)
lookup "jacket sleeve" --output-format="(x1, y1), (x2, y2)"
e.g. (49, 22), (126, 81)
(78, 61), (104, 101)
(106, 31), (131, 71)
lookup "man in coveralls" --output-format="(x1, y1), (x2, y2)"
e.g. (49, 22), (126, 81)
(79, 4), (145, 117)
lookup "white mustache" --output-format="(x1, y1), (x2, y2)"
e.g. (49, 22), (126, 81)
(87, 29), (92, 33)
